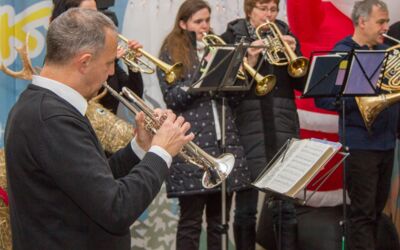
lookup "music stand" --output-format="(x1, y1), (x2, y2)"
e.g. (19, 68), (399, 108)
(301, 49), (389, 250)
(190, 42), (251, 92)
(189, 41), (252, 250)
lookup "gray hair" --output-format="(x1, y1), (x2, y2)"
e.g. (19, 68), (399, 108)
(45, 8), (117, 64)
(351, 0), (388, 26)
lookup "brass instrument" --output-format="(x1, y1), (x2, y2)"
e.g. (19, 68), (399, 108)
(256, 20), (309, 78)
(118, 34), (183, 84)
(202, 33), (277, 96)
(355, 35), (400, 131)
(102, 83), (235, 189)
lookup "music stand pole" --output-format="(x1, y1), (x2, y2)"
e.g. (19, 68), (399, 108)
(220, 97), (228, 250)
(187, 41), (252, 250)
(341, 99), (347, 250)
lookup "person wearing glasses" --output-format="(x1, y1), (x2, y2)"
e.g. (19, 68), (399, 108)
(220, 0), (306, 249)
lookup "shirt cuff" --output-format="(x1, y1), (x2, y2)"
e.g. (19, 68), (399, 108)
(149, 145), (172, 168)
(130, 137), (146, 159)
(130, 138), (172, 168)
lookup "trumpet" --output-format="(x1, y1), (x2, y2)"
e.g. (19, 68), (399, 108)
(202, 33), (277, 96)
(102, 83), (235, 189)
(118, 35), (183, 84)
(256, 20), (309, 78)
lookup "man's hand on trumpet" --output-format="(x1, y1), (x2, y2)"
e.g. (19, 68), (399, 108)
(135, 109), (194, 156)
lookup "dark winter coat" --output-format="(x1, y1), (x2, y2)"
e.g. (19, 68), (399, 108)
(100, 62), (144, 114)
(386, 21), (400, 47)
(221, 18), (306, 180)
(157, 43), (251, 197)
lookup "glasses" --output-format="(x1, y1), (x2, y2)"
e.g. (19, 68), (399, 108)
(254, 6), (278, 13)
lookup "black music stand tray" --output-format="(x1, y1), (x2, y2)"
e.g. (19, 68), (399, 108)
(189, 41), (253, 250)
(301, 49), (389, 250)
(189, 42), (252, 93)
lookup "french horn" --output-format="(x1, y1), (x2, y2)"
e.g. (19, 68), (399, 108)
(355, 34), (400, 131)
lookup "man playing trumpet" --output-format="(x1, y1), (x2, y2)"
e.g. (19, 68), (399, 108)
(5, 8), (194, 250)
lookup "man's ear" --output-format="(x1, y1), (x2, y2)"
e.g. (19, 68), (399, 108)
(77, 53), (93, 74)
(358, 16), (366, 28)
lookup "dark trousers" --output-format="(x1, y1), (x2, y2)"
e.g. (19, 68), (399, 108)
(234, 188), (259, 250)
(268, 198), (298, 250)
(346, 149), (394, 250)
(176, 192), (231, 250)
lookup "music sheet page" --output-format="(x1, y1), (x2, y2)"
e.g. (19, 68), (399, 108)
(254, 140), (331, 194)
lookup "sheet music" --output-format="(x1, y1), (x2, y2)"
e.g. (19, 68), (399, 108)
(254, 140), (333, 194)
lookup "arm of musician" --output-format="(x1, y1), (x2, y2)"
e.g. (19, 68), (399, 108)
(246, 39), (264, 67)
(157, 50), (202, 110)
(110, 109), (179, 178)
(109, 109), (194, 179)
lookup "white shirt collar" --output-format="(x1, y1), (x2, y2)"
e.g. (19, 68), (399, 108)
(32, 75), (88, 116)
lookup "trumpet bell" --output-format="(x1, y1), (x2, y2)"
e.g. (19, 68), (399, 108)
(255, 74), (277, 96)
(356, 93), (400, 132)
(288, 56), (309, 78)
(256, 21), (309, 78)
(202, 153), (235, 189)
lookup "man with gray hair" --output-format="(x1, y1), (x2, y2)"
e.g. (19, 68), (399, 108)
(315, 1), (398, 249)
(5, 8), (194, 250)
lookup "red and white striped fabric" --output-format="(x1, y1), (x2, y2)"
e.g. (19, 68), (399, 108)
(287, 0), (399, 207)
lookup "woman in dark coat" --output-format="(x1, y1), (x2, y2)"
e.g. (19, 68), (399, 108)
(157, 0), (251, 249)
(221, 0), (306, 249)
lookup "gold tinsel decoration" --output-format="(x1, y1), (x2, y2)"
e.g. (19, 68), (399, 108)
(86, 89), (135, 153)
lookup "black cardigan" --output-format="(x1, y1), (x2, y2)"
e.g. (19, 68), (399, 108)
(5, 84), (168, 250)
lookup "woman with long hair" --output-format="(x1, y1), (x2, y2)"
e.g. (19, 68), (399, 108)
(157, 0), (251, 249)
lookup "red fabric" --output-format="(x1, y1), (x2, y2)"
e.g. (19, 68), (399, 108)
(0, 187), (8, 206)
(287, 0), (354, 195)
